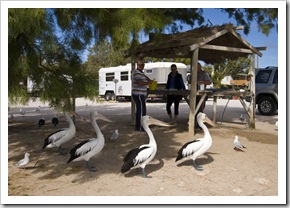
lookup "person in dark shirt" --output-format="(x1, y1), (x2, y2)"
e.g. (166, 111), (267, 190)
(165, 64), (186, 126)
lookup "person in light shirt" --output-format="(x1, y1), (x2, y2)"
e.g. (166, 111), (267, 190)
(132, 59), (154, 132)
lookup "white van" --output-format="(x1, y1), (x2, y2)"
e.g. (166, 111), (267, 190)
(99, 62), (187, 101)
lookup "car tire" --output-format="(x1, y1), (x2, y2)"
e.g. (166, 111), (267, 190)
(258, 96), (277, 115)
(105, 92), (113, 101)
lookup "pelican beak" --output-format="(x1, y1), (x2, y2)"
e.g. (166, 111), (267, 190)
(97, 113), (113, 122)
(204, 116), (217, 127)
(149, 117), (172, 127)
(70, 111), (89, 122)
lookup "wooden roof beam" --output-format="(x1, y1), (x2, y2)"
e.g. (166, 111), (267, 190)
(200, 44), (254, 54)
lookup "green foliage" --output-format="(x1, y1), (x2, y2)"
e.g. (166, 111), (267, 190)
(220, 8), (278, 36)
(8, 8), (278, 109)
(211, 57), (250, 88)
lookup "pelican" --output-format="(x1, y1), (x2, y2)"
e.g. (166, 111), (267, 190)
(175, 112), (216, 171)
(110, 129), (119, 140)
(16, 153), (30, 169)
(234, 135), (246, 151)
(51, 117), (59, 127)
(67, 111), (112, 172)
(42, 112), (77, 155)
(121, 115), (171, 178)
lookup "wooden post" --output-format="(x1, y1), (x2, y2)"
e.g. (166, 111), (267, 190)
(249, 54), (255, 128)
(188, 49), (199, 137)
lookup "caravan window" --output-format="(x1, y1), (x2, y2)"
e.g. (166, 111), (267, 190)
(106, 73), (115, 81)
(121, 71), (129, 81)
(145, 69), (153, 74)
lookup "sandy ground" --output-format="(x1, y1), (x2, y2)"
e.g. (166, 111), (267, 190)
(6, 97), (280, 203)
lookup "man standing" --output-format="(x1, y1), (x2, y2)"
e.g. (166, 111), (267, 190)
(165, 64), (186, 126)
(132, 59), (153, 131)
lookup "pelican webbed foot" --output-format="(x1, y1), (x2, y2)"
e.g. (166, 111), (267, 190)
(193, 160), (203, 171)
(141, 168), (152, 178)
(58, 146), (67, 155)
(86, 161), (96, 172)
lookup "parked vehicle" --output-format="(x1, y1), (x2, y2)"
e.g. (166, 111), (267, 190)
(246, 66), (278, 115)
(98, 62), (188, 101)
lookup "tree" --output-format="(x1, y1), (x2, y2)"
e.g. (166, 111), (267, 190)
(211, 57), (251, 88)
(8, 8), (278, 109)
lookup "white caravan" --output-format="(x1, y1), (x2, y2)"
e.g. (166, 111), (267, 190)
(99, 62), (187, 100)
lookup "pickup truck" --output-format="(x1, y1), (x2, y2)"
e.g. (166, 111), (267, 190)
(246, 66), (278, 115)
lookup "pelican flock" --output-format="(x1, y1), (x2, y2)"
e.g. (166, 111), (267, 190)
(42, 112), (76, 155)
(234, 135), (246, 151)
(67, 111), (112, 172)
(175, 112), (216, 170)
(121, 115), (171, 178)
(16, 153), (30, 169)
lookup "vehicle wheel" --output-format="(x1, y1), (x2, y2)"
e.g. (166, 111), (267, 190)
(258, 97), (277, 115)
(111, 93), (116, 100)
(105, 92), (113, 101)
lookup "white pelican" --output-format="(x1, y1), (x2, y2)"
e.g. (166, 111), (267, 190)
(42, 112), (77, 155)
(67, 111), (112, 172)
(121, 115), (171, 178)
(175, 112), (216, 171)
(110, 129), (119, 140)
(16, 153), (30, 169)
(234, 135), (246, 151)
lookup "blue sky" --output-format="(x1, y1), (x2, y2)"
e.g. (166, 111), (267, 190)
(82, 8), (278, 68)
(137, 8), (278, 69)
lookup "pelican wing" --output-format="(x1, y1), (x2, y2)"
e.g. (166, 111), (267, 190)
(121, 146), (151, 173)
(176, 139), (203, 161)
(42, 129), (66, 149)
(67, 138), (95, 163)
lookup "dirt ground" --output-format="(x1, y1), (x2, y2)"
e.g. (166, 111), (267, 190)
(5, 98), (281, 204)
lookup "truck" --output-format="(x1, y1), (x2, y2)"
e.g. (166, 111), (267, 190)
(98, 62), (188, 101)
(246, 66), (278, 115)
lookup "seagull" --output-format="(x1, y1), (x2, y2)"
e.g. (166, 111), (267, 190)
(16, 153), (30, 169)
(110, 129), (119, 140)
(121, 115), (171, 178)
(36, 106), (41, 112)
(38, 117), (45, 128)
(67, 111), (112, 172)
(51, 117), (59, 127)
(42, 112), (77, 155)
(175, 112), (216, 171)
(239, 114), (245, 123)
(275, 121), (278, 129)
(234, 135), (246, 151)
(20, 108), (25, 115)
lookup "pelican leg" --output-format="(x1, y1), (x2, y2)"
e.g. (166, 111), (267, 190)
(86, 161), (96, 172)
(141, 168), (152, 178)
(58, 146), (67, 155)
(192, 160), (203, 171)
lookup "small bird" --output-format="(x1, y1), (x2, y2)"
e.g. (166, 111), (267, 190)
(121, 115), (171, 178)
(234, 135), (246, 151)
(16, 153), (30, 169)
(110, 129), (119, 140)
(275, 121), (278, 129)
(36, 106), (41, 112)
(67, 111), (112, 172)
(38, 118), (45, 128)
(20, 108), (25, 115)
(239, 114), (245, 123)
(51, 117), (59, 127)
(175, 112), (216, 171)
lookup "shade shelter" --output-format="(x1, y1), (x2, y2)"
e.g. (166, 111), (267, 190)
(125, 23), (264, 136)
